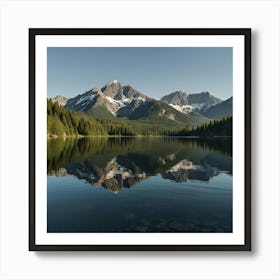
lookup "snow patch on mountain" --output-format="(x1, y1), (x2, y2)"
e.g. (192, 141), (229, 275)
(104, 95), (148, 116)
(75, 94), (97, 105)
(169, 104), (193, 113)
(122, 97), (130, 102)
(105, 96), (120, 105)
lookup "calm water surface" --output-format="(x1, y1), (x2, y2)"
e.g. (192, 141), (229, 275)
(47, 137), (232, 233)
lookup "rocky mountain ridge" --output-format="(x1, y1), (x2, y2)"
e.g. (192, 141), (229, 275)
(64, 80), (149, 117)
(54, 80), (230, 121)
(161, 91), (223, 113)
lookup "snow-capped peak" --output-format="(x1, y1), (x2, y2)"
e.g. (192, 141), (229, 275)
(107, 80), (119, 85)
(65, 81), (149, 117)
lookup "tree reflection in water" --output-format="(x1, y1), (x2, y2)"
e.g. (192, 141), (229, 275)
(48, 137), (232, 193)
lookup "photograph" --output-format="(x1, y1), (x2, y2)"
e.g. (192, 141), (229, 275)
(30, 29), (250, 250)
(47, 47), (233, 233)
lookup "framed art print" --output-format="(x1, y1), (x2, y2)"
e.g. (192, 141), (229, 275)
(29, 28), (251, 251)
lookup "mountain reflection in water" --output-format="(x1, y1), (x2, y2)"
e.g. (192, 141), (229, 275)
(47, 137), (232, 233)
(48, 137), (232, 193)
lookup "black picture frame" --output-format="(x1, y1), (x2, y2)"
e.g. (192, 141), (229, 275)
(29, 28), (251, 251)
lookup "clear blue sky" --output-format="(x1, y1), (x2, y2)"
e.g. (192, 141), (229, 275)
(47, 47), (232, 100)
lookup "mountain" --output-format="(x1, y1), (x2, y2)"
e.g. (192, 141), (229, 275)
(161, 91), (189, 105)
(161, 91), (222, 113)
(202, 97), (232, 119)
(63, 81), (206, 127)
(51, 95), (69, 106)
(127, 99), (207, 126)
(116, 98), (146, 118)
(161, 91), (193, 113)
(101, 80), (147, 100)
(64, 87), (117, 116)
(64, 80), (149, 118)
(188, 92), (222, 112)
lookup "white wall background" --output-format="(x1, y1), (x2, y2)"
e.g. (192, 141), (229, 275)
(0, 0), (279, 279)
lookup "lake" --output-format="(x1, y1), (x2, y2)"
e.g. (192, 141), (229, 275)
(47, 137), (232, 233)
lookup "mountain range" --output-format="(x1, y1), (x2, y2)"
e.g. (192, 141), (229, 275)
(52, 80), (232, 125)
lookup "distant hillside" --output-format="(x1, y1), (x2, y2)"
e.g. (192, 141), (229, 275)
(203, 97), (232, 119)
(128, 99), (207, 127)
